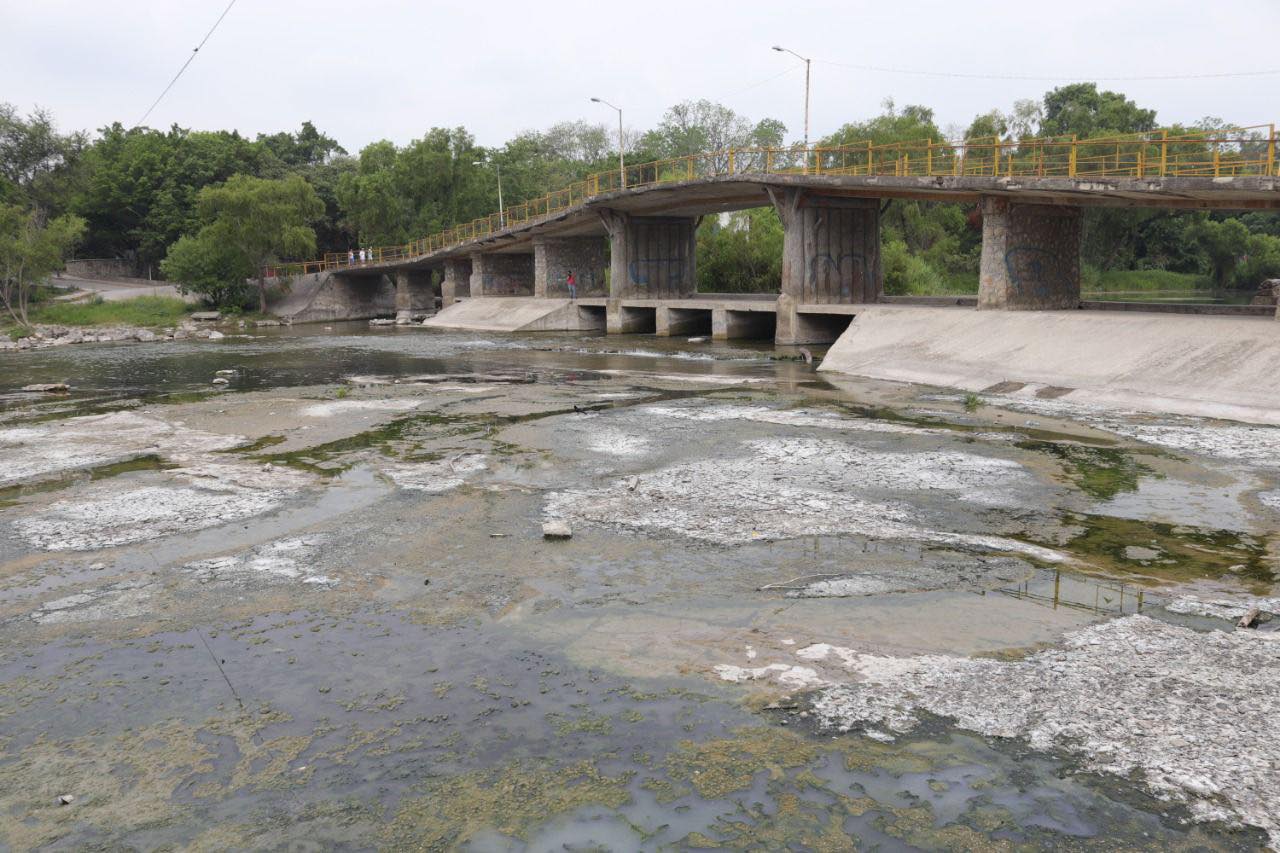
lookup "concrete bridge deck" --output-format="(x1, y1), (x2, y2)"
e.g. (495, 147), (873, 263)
(263, 127), (1279, 341)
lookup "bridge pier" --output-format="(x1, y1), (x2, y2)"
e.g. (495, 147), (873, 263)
(600, 210), (698, 299)
(534, 237), (607, 298)
(394, 269), (435, 323)
(978, 197), (1083, 310)
(770, 188), (882, 344)
(470, 252), (534, 297)
(441, 259), (472, 308)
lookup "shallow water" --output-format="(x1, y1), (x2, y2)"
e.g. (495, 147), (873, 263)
(0, 324), (1275, 849)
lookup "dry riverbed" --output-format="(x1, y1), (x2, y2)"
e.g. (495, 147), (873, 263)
(0, 323), (1277, 849)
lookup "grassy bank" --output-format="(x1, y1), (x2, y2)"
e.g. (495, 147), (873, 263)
(5, 296), (192, 334)
(1082, 269), (1212, 293)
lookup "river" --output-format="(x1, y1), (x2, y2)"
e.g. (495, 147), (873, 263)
(0, 322), (1275, 850)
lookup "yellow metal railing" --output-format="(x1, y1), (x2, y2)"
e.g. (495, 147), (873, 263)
(266, 123), (1278, 277)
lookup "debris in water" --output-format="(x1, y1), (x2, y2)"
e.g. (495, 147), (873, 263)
(57, 794), (74, 806)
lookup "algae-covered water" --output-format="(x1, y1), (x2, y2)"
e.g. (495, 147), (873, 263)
(0, 323), (1276, 850)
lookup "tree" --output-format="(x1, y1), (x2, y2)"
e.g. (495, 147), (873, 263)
(641, 100), (786, 161)
(1040, 83), (1157, 138)
(1187, 217), (1250, 288)
(0, 103), (87, 214)
(164, 174), (322, 313)
(0, 203), (85, 326)
(159, 231), (253, 308)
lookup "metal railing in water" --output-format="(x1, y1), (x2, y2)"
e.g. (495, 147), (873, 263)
(266, 123), (1278, 278)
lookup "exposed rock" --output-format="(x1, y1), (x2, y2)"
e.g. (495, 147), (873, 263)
(541, 520), (573, 540)
(369, 318), (396, 326)
(804, 615), (1280, 846)
(190, 311), (221, 321)
(1250, 280), (1280, 307)
(207, 330), (225, 340)
(20, 383), (69, 394)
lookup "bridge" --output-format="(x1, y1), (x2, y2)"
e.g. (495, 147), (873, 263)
(267, 126), (1280, 343)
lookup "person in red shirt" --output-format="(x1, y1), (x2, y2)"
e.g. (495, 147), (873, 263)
(566, 271), (577, 300)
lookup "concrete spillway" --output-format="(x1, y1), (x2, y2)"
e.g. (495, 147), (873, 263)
(817, 305), (1280, 424)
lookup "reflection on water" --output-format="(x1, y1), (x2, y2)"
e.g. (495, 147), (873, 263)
(1000, 570), (1147, 617)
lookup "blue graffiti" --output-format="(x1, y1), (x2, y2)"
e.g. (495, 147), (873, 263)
(1004, 246), (1071, 300)
(808, 253), (868, 300)
(629, 258), (686, 291)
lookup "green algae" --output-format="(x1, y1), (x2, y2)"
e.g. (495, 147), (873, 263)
(663, 725), (821, 800)
(382, 759), (632, 850)
(1057, 512), (1273, 588)
(0, 454), (174, 504)
(1018, 440), (1156, 500)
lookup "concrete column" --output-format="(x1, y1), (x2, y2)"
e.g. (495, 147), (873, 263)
(978, 197), (1083, 310)
(441, 259), (472, 308)
(771, 188), (882, 305)
(599, 210), (698, 299)
(394, 268), (434, 323)
(534, 237), (607, 298)
(470, 252), (534, 297)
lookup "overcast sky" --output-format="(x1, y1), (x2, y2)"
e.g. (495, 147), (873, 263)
(5, 0), (1277, 152)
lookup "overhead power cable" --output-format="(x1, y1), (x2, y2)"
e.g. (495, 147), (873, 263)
(815, 58), (1280, 83)
(133, 0), (240, 128)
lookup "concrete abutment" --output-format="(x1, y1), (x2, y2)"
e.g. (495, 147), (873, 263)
(978, 197), (1083, 310)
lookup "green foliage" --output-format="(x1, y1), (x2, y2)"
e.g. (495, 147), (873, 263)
(26, 294), (189, 327)
(160, 231), (253, 307)
(641, 100), (786, 158)
(1040, 83), (1157, 138)
(696, 209), (782, 293)
(163, 174), (321, 312)
(882, 239), (946, 295)
(0, 203), (85, 325)
(822, 99), (940, 148)
(0, 104), (87, 214)
(1082, 268), (1212, 292)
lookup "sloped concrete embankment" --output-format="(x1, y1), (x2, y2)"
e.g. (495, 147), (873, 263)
(268, 272), (396, 323)
(422, 297), (604, 333)
(818, 305), (1280, 424)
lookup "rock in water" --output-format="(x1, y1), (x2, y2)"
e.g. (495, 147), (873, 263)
(212, 377), (229, 385)
(542, 520), (573, 540)
(21, 383), (69, 394)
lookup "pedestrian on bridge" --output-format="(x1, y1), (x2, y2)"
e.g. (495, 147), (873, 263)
(347, 249), (354, 265)
(566, 271), (577, 300)
(359, 248), (366, 264)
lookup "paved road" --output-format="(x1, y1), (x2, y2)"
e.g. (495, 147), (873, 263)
(51, 275), (196, 303)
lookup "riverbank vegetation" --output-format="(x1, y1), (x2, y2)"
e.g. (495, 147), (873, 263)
(1, 85), (1277, 310)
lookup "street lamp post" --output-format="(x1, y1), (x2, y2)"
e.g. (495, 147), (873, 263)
(590, 97), (625, 189)
(772, 45), (811, 154)
(473, 159), (504, 228)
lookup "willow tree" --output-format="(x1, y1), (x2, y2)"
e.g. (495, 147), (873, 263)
(178, 173), (323, 313)
(0, 204), (84, 327)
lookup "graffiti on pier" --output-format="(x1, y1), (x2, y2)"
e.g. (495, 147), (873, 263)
(629, 258), (686, 292)
(1004, 246), (1071, 301)
(808, 253), (869, 301)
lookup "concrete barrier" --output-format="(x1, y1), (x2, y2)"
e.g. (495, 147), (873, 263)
(819, 305), (1280, 424)
(423, 297), (604, 333)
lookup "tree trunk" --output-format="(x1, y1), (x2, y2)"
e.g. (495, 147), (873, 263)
(258, 274), (267, 315)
